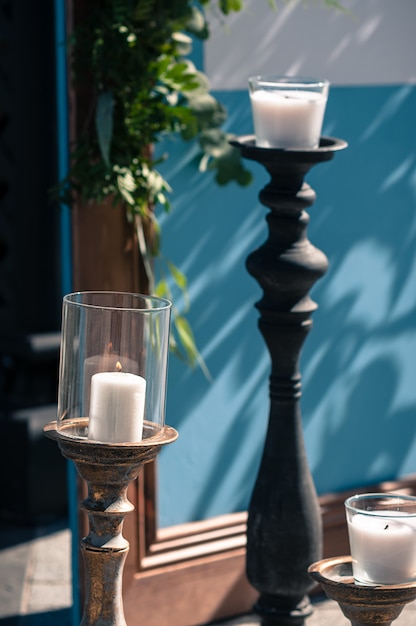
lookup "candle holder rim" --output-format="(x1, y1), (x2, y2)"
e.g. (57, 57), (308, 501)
(345, 492), (416, 513)
(230, 135), (348, 155)
(44, 419), (178, 448)
(248, 75), (330, 88)
(308, 556), (416, 592)
(63, 290), (172, 312)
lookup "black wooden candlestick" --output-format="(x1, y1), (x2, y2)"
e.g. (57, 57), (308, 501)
(231, 136), (347, 626)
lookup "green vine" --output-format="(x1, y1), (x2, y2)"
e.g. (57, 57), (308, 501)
(58, 0), (346, 369)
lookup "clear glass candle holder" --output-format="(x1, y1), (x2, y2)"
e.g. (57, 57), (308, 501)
(248, 75), (329, 149)
(57, 291), (172, 443)
(345, 493), (416, 586)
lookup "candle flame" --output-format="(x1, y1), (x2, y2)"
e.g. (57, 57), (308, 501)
(116, 361), (122, 372)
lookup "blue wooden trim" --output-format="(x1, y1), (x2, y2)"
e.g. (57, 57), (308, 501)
(54, 1), (79, 624)
(54, 0), (72, 297)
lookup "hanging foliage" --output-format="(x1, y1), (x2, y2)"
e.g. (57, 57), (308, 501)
(57, 0), (346, 369)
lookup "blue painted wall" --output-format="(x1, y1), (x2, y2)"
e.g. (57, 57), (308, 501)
(57, 0), (416, 530)
(155, 104), (269, 525)
(156, 0), (416, 527)
(303, 85), (416, 493)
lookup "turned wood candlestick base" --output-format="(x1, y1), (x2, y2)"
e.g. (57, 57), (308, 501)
(308, 556), (416, 626)
(231, 135), (347, 626)
(44, 420), (178, 626)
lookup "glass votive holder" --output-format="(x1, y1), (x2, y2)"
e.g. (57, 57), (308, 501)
(345, 493), (416, 586)
(248, 75), (329, 149)
(57, 291), (172, 443)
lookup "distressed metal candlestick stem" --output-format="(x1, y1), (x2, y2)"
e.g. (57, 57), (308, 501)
(44, 420), (178, 626)
(231, 136), (347, 626)
(309, 556), (416, 626)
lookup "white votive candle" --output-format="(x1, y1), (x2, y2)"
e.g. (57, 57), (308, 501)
(347, 512), (416, 585)
(88, 371), (146, 443)
(250, 89), (327, 149)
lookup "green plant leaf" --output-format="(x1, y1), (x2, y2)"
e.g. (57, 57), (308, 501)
(175, 315), (197, 363)
(116, 167), (136, 206)
(219, 0), (244, 14)
(322, 0), (350, 12)
(95, 91), (114, 168)
(186, 94), (227, 131)
(173, 315), (212, 380)
(199, 129), (253, 186)
(186, 6), (209, 39)
(167, 260), (188, 292)
(154, 279), (169, 299)
(172, 32), (193, 56)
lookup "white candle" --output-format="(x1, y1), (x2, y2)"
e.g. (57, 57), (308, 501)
(88, 371), (146, 443)
(250, 89), (327, 149)
(83, 353), (138, 414)
(347, 512), (416, 585)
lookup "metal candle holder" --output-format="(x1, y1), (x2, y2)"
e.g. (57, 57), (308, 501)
(231, 135), (347, 626)
(45, 291), (177, 626)
(308, 556), (416, 626)
(44, 419), (178, 626)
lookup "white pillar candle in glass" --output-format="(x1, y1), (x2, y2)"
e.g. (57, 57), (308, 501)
(88, 368), (146, 443)
(83, 352), (138, 415)
(57, 292), (171, 439)
(345, 493), (416, 585)
(248, 76), (329, 149)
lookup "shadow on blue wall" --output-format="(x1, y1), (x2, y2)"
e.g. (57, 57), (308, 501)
(156, 85), (416, 527)
(303, 85), (416, 493)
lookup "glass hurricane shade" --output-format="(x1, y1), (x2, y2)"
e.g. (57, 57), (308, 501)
(57, 291), (172, 443)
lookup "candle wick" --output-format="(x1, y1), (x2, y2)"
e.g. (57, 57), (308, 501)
(116, 361), (122, 372)
(384, 524), (389, 530)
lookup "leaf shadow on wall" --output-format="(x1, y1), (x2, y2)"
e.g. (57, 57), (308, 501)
(301, 84), (416, 494)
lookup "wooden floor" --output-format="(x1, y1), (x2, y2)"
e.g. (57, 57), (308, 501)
(3, 514), (416, 626)
(4, 476), (416, 625)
